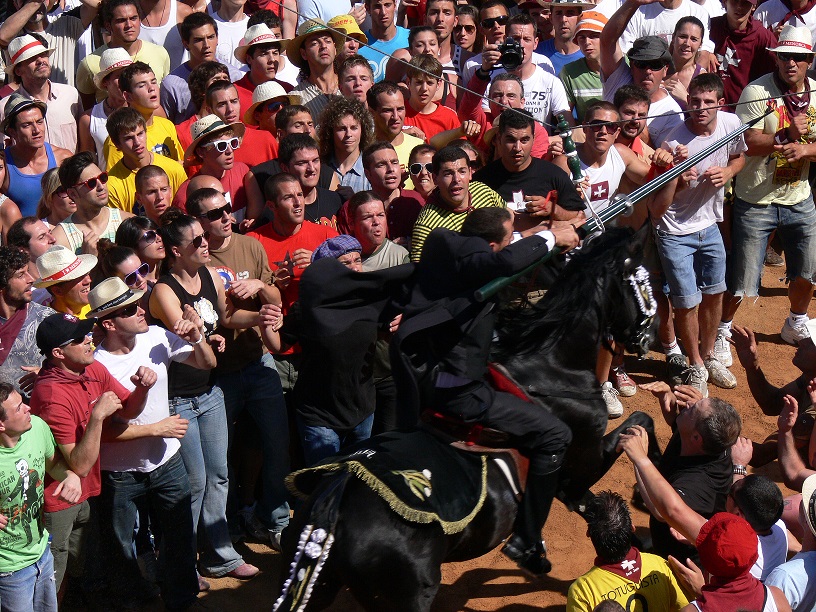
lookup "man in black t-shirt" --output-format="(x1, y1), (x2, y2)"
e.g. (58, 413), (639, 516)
(474, 109), (584, 222)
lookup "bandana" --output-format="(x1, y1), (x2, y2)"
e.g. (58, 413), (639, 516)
(595, 547), (642, 584)
(779, 0), (816, 26)
(0, 304), (27, 367)
(695, 572), (766, 612)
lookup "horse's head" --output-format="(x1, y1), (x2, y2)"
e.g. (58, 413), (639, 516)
(597, 225), (657, 356)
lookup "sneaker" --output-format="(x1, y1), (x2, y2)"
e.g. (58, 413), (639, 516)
(197, 575), (211, 592)
(781, 318), (811, 346)
(705, 357), (737, 389)
(242, 507), (283, 552)
(501, 535), (552, 577)
(601, 381), (624, 418)
(764, 246), (784, 267)
(681, 364), (709, 398)
(713, 330), (733, 367)
(613, 368), (637, 397)
(666, 354), (688, 387)
(225, 563), (259, 579)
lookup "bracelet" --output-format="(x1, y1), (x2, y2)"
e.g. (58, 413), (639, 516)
(733, 464), (747, 476)
(194, 333), (204, 345)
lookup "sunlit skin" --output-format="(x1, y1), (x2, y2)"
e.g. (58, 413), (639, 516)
(278, 111), (316, 139)
(435, 158), (472, 210)
(108, 4), (140, 45)
(300, 34), (336, 71)
(454, 15), (478, 51)
(617, 99), (649, 142)
(68, 163), (109, 209)
(583, 109), (621, 156)
(352, 200), (388, 255)
(136, 175), (172, 222)
(56, 333), (95, 370)
(410, 30), (440, 56)
(408, 75), (441, 112)
(576, 31), (601, 63)
(340, 65), (374, 104)
(488, 79), (525, 117)
(551, 7), (580, 47)
(427, 1), (457, 45)
(23, 220), (56, 259)
(195, 193), (233, 242)
(269, 180), (305, 235)
(337, 251), (363, 271)
(50, 273), (92, 314)
(333, 115), (362, 157)
(409, 150), (435, 200)
(210, 86), (241, 124)
(48, 187), (77, 222)
(124, 71), (160, 113)
(479, 5), (509, 46)
(7, 108), (46, 149)
(366, 149), (401, 195)
(373, 91), (406, 139)
(196, 129), (237, 173)
(506, 23), (539, 78)
(631, 62), (668, 97)
(368, 0), (397, 38)
(672, 22), (703, 65)
(497, 125), (534, 172)
(116, 254), (150, 291)
(776, 52), (810, 90)
(248, 43), (281, 85)
(282, 148), (321, 192)
(185, 24), (218, 66)
(687, 88), (722, 134)
(2, 266), (35, 308)
(173, 221), (210, 267)
(117, 126), (149, 168)
(0, 391), (33, 438)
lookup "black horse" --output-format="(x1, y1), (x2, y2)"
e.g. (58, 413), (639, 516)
(275, 228), (660, 612)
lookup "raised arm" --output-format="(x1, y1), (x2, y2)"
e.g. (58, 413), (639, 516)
(778, 395), (815, 491)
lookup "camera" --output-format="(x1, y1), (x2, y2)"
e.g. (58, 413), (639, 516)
(497, 37), (523, 71)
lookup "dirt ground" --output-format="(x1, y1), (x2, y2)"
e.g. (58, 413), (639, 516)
(192, 263), (801, 611)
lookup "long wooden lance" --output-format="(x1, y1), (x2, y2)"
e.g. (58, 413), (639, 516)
(475, 106), (774, 302)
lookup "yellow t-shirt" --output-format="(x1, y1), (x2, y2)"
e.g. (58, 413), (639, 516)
(107, 153), (187, 213)
(76, 41), (171, 99)
(104, 117), (184, 170)
(567, 552), (689, 612)
(393, 132), (424, 176)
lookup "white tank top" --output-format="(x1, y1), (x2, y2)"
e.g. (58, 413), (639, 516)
(580, 144), (626, 217)
(138, 0), (188, 71)
(89, 102), (109, 168)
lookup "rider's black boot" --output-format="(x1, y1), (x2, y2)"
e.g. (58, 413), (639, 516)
(501, 471), (560, 576)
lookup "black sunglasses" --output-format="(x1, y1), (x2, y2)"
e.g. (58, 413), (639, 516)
(409, 162), (433, 175)
(197, 202), (232, 222)
(123, 262), (149, 287)
(454, 24), (477, 34)
(140, 229), (158, 245)
(587, 120), (618, 133)
(777, 52), (813, 63)
(189, 231), (209, 249)
(110, 302), (140, 319)
(265, 100), (289, 113)
(481, 15), (508, 28)
(73, 172), (108, 190)
(631, 59), (667, 71)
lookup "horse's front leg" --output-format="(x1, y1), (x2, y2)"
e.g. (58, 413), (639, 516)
(600, 411), (660, 469)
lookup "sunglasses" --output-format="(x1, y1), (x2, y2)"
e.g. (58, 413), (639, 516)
(631, 59), (667, 71)
(60, 332), (92, 348)
(454, 24), (477, 34)
(189, 231), (209, 249)
(409, 162), (433, 175)
(73, 172), (108, 190)
(123, 262), (149, 287)
(197, 202), (232, 222)
(777, 52), (813, 63)
(140, 229), (158, 245)
(111, 302), (140, 319)
(480, 15), (508, 28)
(265, 100), (289, 113)
(587, 120), (618, 133)
(202, 137), (241, 153)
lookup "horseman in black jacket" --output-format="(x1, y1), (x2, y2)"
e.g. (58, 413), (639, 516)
(392, 206), (582, 576)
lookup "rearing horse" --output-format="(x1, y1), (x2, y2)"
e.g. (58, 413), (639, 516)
(275, 228), (660, 612)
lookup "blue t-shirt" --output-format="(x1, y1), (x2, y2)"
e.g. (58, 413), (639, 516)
(359, 27), (410, 83)
(537, 38), (584, 77)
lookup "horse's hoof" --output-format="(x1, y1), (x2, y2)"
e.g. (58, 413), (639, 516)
(501, 536), (552, 577)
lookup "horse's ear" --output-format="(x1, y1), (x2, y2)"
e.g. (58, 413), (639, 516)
(624, 224), (649, 268)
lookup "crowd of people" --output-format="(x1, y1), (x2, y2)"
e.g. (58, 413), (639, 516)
(0, 0), (812, 608)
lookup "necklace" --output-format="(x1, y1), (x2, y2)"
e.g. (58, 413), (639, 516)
(140, 0), (168, 28)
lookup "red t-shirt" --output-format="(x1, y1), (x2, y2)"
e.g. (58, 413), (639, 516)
(235, 127), (278, 167)
(405, 103), (460, 142)
(31, 360), (131, 512)
(173, 162), (250, 215)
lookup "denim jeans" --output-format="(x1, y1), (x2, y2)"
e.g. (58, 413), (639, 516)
(296, 412), (375, 467)
(215, 353), (290, 531)
(655, 224), (727, 309)
(169, 386), (243, 576)
(100, 453), (198, 609)
(729, 194), (816, 297)
(0, 545), (57, 612)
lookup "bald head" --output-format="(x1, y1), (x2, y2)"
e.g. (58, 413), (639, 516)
(188, 175), (225, 193)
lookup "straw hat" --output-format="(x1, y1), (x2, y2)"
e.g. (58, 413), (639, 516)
(184, 114), (246, 163)
(802, 474), (816, 539)
(0, 93), (47, 134)
(88, 277), (145, 319)
(327, 15), (367, 44)
(243, 81), (301, 126)
(548, 0), (595, 9)
(286, 19), (344, 69)
(5, 34), (54, 75)
(34, 246), (97, 288)
(767, 24), (816, 55)
(234, 24), (290, 65)
(93, 47), (134, 90)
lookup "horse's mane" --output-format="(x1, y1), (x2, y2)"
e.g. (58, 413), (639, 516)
(494, 228), (636, 360)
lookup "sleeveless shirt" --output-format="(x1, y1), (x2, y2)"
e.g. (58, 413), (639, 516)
(5, 143), (57, 217)
(89, 102), (109, 168)
(60, 208), (123, 255)
(580, 144), (627, 217)
(138, 0), (188, 71)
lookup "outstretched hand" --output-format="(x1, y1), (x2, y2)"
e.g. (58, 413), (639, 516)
(616, 425), (650, 461)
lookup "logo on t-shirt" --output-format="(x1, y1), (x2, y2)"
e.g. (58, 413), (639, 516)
(591, 181), (609, 202)
(152, 143), (171, 158)
(213, 266), (237, 291)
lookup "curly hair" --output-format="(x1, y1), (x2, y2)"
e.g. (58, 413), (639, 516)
(0, 247), (30, 290)
(317, 97), (375, 160)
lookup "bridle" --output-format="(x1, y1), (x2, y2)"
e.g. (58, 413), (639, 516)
(622, 265), (657, 356)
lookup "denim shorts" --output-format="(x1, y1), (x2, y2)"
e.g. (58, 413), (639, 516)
(729, 195), (816, 297)
(655, 224), (727, 309)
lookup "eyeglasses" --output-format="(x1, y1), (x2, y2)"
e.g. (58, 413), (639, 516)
(587, 120), (619, 133)
(59, 332), (92, 348)
(73, 172), (108, 190)
(197, 202), (232, 222)
(140, 229), (158, 245)
(123, 262), (149, 287)
(777, 52), (813, 63)
(265, 100), (289, 113)
(189, 231), (209, 249)
(454, 24), (477, 34)
(111, 302), (140, 319)
(480, 15), (508, 28)
(202, 137), (241, 153)
(409, 162), (433, 175)
(631, 59), (667, 71)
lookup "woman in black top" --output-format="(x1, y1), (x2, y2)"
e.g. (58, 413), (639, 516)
(149, 208), (258, 581)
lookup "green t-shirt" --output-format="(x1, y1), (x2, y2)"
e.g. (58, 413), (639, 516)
(0, 416), (55, 572)
(560, 59), (603, 124)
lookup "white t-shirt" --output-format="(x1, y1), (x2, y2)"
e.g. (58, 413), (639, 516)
(95, 326), (192, 473)
(648, 91), (684, 148)
(296, 0), (349, 28)
(208, 5), (250, 73)
(620, 0), (714, 53)
(520, 66), (570, 128)
(752, 519), (790, 581)
(462, 52), (556, 114)
(658, 111), (745, 234)
(276, 56), (301, 88)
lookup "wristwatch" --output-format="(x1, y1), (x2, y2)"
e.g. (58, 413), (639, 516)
(732, 464), (747, 476)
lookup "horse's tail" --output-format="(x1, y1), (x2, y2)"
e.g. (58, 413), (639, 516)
(273, 472), (351, 612)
